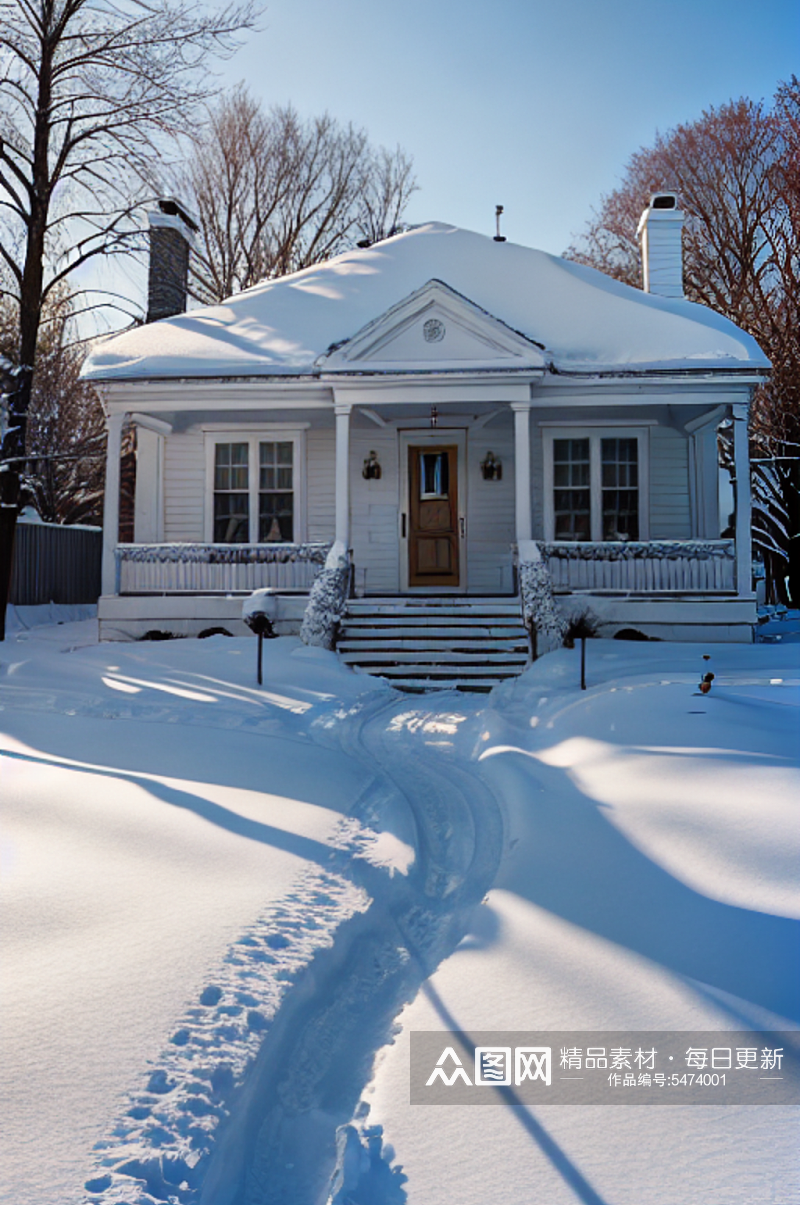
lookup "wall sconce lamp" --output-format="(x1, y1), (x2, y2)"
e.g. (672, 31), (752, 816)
(362, 450), (382, 480)
(481, 451), (502, 481)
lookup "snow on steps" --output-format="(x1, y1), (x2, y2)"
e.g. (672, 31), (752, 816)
(338, 596), (531, 692)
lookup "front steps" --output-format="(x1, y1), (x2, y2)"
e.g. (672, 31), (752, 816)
(337, 596), (531, 692)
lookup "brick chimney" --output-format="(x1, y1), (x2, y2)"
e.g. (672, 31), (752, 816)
(146, 198), (198, 322)
(637, 192), (685, 299)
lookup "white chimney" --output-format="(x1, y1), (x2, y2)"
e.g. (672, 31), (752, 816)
(637, 192), (684, 299)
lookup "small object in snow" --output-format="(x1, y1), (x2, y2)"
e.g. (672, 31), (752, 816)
(243, 594), (278, 684)
(698, 671), (715, 694)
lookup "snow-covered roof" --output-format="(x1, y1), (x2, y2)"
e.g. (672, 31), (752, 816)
(82, 222), (770, 381)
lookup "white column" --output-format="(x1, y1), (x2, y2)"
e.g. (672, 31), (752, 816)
(512, 401), (532, 544)
(732, 401), (753, 597)
(102, 412), (125, 595)
(130, 413), (171, 544)
(334, 402), (352, 548)
(133, 427), (164, 543)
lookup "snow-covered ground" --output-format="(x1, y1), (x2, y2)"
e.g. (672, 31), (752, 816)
(1, 607), (798, 1204)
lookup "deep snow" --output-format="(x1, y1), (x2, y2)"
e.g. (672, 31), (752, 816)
(81, 223), (769, 381)
(1, 608), (797, 1204)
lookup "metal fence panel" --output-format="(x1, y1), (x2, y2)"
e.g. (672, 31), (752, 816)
(9, 522), (102, 605)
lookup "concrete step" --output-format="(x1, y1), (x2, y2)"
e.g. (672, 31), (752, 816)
(339, 593), (530, 692)
(339, 625), (528, 641)
(340, 649), (529, 665)
(338, 638), (528, 654)
(345, 600), (521, 617)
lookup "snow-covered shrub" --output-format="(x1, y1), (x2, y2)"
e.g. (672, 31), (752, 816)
(300, 541), (351, 649)
(517, 540), (567, 657)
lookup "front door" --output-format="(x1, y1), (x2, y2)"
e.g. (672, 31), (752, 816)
(408, 444), (460, 587)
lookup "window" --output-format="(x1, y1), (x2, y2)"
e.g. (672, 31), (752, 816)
(600, 437), (639, 540)
(205, 430), (304, 543)
(543, 428), (648, 542)
(553, 438), (591, 540)
(419, 450), (450, 499)
(213, 442), (249, 542)
(258, 441), (294, 541)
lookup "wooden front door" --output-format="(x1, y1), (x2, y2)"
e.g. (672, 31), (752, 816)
(408, 445), (460, 587)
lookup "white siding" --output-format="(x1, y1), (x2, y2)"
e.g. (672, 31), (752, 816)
(163, 429), (204, 542)
(531, 423), (545, 539)
(650, 425), (691, 538)
(466, 424), (516, 592)
(350, 429), (399, 593)
(307, 428), (335, 543)
(156, 412), (691, 585)
(347, 423), (518, 594)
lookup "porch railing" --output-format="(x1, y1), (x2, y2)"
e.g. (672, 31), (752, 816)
(539, 540), (736, 593)
(115, 543), (331, 595)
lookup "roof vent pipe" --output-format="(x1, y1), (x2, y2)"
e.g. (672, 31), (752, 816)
(146, 198), (198, 323)
(637, 192), (685, 299)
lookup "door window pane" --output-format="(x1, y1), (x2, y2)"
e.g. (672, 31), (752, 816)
(601, 438), (639, 540)
(553, 438), (591, 540)
(420, 451), (449, 499)
(214, 443), (249, 542)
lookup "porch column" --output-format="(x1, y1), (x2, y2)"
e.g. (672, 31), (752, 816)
(334, 401), (352, 547)
(511, 401), (532, 543)
(131, 413), (172, 543)
(102, 412), (125, 595)
(732, 401), (753, 597)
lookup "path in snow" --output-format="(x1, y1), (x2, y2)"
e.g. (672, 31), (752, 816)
(202, 691), (505, 1204)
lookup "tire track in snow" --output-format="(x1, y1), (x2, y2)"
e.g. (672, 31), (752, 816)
(208, 691), (504, 1205)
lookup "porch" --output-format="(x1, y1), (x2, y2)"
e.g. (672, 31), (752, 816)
(540, 538), (736, 593)
(96, 377), (757, 644)
(97, 535), (754, 645)
(114, 541), (330, 595)
(111, 536), (737, 597)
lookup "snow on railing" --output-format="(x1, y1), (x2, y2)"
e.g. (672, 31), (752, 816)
(538, 540), (736, 592)
(115, 542), (331, 594)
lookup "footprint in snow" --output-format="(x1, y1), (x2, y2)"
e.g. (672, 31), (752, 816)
(146, 1070), (175, 1094)
(265, 933), (291, 950)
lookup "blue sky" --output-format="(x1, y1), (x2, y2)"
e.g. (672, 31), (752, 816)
(92, 0), (797, 324)
(219, 0), (798, 254)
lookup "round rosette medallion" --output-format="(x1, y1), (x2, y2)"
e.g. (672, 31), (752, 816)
(423, 318), (446, 343)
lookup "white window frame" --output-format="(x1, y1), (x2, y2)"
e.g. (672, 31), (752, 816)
(542, 426), (649, 542)
(203, 425), (307, 544)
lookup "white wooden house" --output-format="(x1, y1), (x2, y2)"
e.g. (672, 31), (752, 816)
(84, 201), (768, 675)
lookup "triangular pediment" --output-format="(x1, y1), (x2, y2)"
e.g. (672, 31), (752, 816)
(318, 279), (547, 373)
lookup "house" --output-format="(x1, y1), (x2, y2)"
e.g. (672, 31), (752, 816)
(83, 199), (768, 672)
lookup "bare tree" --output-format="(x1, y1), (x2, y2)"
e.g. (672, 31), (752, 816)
(0, 0), (258, 637)
(1, 291), (105, 524)
(357, 143), (417, 247)
(566, 82), (800, 603)
(180, 88), (418, 305)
